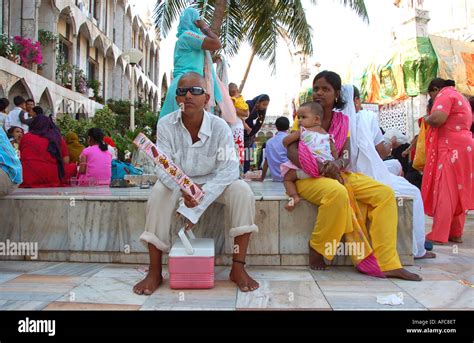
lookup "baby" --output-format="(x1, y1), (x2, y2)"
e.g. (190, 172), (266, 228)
(281, 102), (342, 211)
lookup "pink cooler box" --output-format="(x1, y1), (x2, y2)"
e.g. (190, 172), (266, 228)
(169, 229), (215, 289)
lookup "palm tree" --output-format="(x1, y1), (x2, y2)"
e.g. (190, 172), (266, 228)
(154, 0), (369, 91)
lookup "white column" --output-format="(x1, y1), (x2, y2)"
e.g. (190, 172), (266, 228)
(71, 34), (78, 92)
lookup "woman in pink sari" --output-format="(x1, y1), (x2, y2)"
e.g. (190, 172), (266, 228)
(423, 78), (474, 244)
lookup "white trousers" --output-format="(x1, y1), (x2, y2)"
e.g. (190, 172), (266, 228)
(140, 179), (258, 252)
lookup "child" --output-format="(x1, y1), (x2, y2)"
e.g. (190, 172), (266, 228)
(281, 102), (342, 211)
(229, 83), (250, 166)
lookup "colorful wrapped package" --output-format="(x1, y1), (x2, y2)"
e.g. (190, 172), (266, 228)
(133, 133), (205, 203)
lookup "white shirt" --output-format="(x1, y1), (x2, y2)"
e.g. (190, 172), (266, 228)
(5, 107), (29, 132)
(156, 109), (239, 224)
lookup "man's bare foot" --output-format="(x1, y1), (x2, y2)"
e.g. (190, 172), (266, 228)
(384, 268), (422, 281)
(229, 263), (259, 292)
(415, 251), (437, 260)
(133, 270), (163, 295)
(285, 195), (301, 212)
(309, 245), (327, 270)
(449, 236), (463, 243)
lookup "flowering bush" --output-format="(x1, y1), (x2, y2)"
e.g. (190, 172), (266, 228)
(75, 68), (88, 94)
(13, 36), (42, 67)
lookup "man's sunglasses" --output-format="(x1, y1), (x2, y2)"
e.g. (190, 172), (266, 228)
(176, 87), (206, 96)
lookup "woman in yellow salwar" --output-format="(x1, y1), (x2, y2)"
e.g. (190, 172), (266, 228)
(288, 71), (421, 281)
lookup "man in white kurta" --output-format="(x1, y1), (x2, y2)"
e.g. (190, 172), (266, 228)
(343, 85), (434, 259)
(134, 72), (260, 295)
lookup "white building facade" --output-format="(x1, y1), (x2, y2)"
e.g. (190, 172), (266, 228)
(0, 0), (160, 118)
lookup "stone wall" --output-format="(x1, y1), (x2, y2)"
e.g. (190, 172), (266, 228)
(0, 196), (414, 267)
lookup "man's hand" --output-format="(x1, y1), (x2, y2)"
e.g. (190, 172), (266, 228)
(195, 19), (207, 30)
(182, 191), (199, 209)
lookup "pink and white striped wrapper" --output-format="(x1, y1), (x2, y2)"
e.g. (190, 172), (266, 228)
(133, 133), (205, 203)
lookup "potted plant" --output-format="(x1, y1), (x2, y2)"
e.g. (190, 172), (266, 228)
(13, 36), (42, 69)
(87, 79), (101, 100)
(56, 60), (73, 89)
(74, 67), (88, 95)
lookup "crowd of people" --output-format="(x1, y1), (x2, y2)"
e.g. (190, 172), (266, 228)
(0, 96), (114, 191)
(2, 7), (473, 296)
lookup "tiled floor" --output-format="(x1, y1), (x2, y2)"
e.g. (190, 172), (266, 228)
(0, 214), (472, 311)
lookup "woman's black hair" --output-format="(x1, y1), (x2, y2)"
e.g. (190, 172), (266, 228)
(258, 94), (270, 103)
(427, 98), (434, 113)
(353, 86), (361, 100)
(33, 106), (44, 116)
(7, 126), (24, 140)
(313, 70), (346, 110)
(87, 128), (108, 152)
(428, 78), (456, 92)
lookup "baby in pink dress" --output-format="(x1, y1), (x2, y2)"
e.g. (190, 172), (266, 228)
(281, 102), (341, 211)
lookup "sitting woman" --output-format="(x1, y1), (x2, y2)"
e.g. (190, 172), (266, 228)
(20, 107), (76, 188)
(65, 132), (85, 164)
(287, 71), (421, 281)
(7, 126), (24, 154)
(78, 128), (112, 186)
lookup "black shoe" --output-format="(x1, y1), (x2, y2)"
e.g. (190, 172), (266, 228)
(425, 241), (433, 251)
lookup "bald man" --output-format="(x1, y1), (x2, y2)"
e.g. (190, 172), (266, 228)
(134, 72), (260, 295)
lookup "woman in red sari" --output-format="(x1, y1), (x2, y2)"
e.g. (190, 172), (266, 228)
(423, 78), (474, 244)
(20, 108), (76, 188)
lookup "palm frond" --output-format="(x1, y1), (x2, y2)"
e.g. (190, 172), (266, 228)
(338, 0), (369, 23)
(219, 0), (245, 57)
(241, 1), (279, 73)
(153, 0), (192, 38)
(274, 0), (313, 56)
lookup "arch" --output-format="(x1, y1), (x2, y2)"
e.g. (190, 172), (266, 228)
(39, 88), (54, 115)
(58, 6), (77, 37)
(78, 22), (93, 46)
(126, 5), (133, 21)
(138, 73), (145, 90)
(93, 35), (108, 56)
(132, 16), (140, 32)
(8, 79), (34, 104)
(106, 46), (118, 64)
(0, 85), (6, 99)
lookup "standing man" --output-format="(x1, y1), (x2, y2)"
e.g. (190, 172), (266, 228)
(134, 72), (260, 295)
(260, 117), (290, 182)
(5, 96), (29, 133)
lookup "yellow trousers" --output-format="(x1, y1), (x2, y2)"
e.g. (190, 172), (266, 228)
(296, 172), (402, 272)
